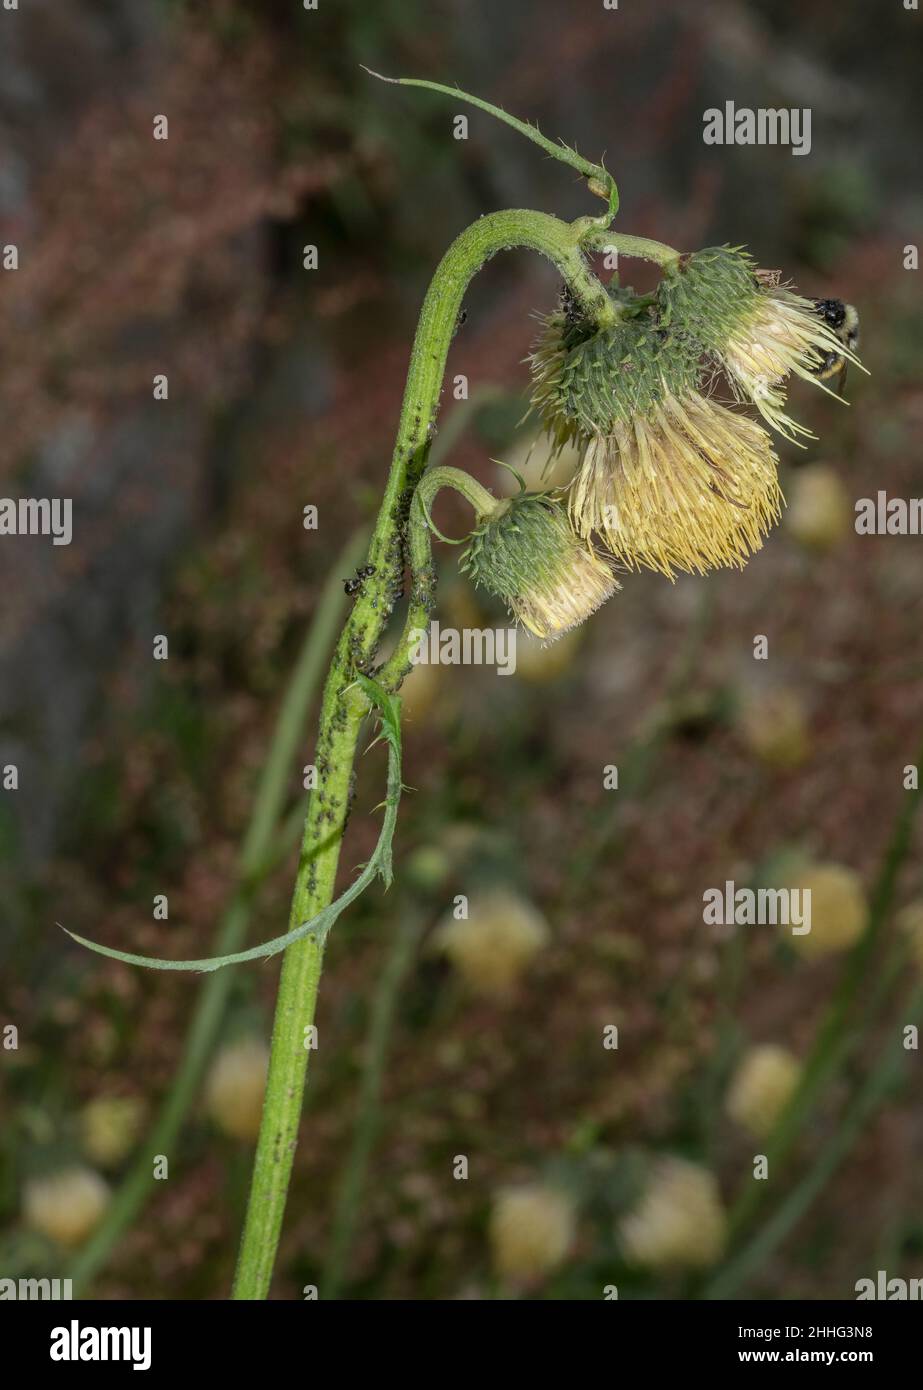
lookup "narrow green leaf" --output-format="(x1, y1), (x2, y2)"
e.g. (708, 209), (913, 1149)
(362, 69), (618, 216)
(61, 678), (404, 973)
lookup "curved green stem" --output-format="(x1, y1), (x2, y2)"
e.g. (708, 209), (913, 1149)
(416, 464), (497, 529)
(586, 230), (682, 269)
(231, 209), (613, 1299)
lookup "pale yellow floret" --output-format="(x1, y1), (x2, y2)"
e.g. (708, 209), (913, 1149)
(512, 543), (619, 641)
(569, 391), (782, 578)
(724, 291), (863, 442)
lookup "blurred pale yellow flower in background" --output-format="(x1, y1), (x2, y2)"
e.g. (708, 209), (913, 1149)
(204, 1037), (269, 1141)
(399, 658), (444, 724)
(726, 1044), (801, 1138)
(80, 1096), (146, 1168)
(433, 887), (550, 997)
(787, 863), (867, 961)
(620, 1157), (726, 1270)
(785, 462), (852, 552)
(514, 625), (583, 683)
(489, 1183), (575, 1285)
(23, 1167), (110, 1248)
(738, 686), (810, 770)
(495, 434), (582, 495)
(440, 577), (487, 634)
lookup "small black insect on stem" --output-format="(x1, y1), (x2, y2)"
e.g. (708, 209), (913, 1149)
(343, 563), (377, 597)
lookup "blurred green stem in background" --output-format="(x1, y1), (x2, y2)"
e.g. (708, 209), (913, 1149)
(707, 979), (923, 1298)
(565, 585), (716, 897)
(232, 205), (619, 1299)
(703, 743), (923, 1298)
(67, 529), (367, 1293)
(322, 909), (425, 1299)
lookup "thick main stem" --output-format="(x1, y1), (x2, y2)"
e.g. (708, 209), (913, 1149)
(231, 209), (613, 1299)
(232, 658), (365, 1299)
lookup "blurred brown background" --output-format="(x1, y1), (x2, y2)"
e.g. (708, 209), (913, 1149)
(1, 0), (922, 1300)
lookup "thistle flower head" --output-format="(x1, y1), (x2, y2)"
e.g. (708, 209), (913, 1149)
(460, 490), (618, 641)
(529, 299), (702, 452)
(657, 246), (864, 442)
(530, 297), (783, 577)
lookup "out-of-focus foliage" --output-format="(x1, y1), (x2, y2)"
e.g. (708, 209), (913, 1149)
(1, 0), (922, 1301)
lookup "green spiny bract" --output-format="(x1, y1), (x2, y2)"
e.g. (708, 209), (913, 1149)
(655, 245), (764, 351)
(530, 297), (703, 448)
(460, 491), (618, 641)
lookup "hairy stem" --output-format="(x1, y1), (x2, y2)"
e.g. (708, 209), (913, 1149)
(586, 230), (681, 269)
(231, 208), (613, 1299)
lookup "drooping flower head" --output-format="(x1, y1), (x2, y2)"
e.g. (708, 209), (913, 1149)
(656, 246), (864, 442)
(530, 304), (783, 577)
(460, 489), (619, 641)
